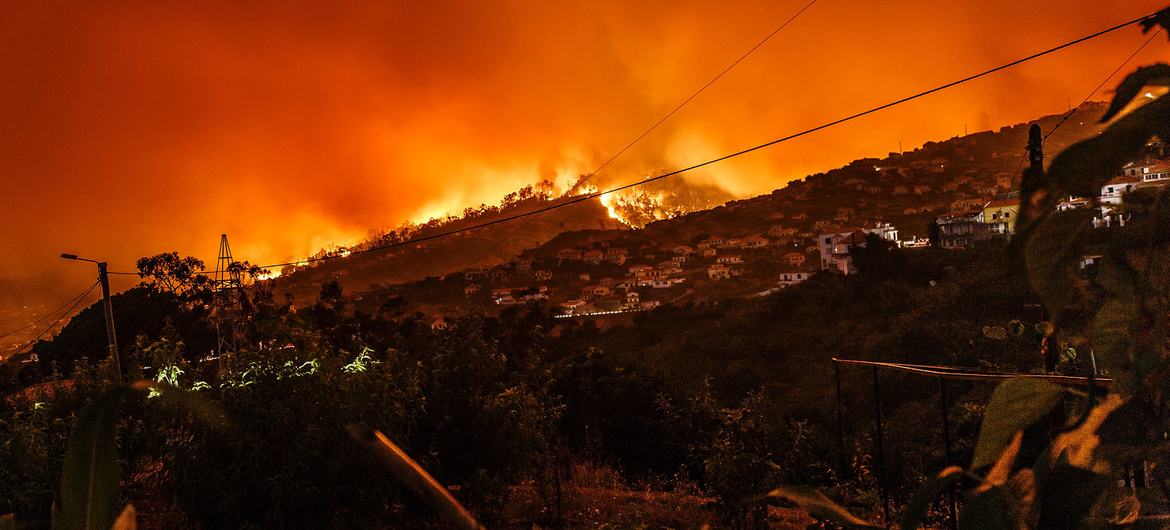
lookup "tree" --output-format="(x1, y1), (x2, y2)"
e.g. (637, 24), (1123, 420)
(136, 252), (209, 296)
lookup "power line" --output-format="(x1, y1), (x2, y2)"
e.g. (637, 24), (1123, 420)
(0, 281), (102, 341)
(109, 10), (1158, 276)
(575, 0), (818, 191)
(3, 281), (100, 356)
(456, 0), (819, 271)
(1044, 27), (1163, 142)
(1006, 25), (1162, 183)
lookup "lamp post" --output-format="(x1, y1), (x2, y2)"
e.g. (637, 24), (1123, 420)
(60, 253), (123, 383)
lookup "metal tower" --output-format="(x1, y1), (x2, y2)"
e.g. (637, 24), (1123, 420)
(213, 234), (244, 355)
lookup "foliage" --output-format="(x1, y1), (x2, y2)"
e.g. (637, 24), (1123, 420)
(788, 10), (1170, 529)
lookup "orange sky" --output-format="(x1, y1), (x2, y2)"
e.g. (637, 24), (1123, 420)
(1, 0), (1166, 306)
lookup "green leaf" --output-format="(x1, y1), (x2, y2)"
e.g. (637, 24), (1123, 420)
(56, 386), (134, 530)
(900, 466), (962, 530)
(972, 379), (1065, 470)
(1101, 64), (1170, 123)
(765, 485), (880, 529)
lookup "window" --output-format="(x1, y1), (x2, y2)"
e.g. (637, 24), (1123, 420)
(1004, 212), (1010, 218)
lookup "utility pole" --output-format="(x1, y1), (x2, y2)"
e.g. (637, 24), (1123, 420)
(61, 253), (123, 383)
(96, 262), (122, 382)
(1028, 123), (1044, 174)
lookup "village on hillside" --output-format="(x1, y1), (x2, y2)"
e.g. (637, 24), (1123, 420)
(337, 105), (1169, 323)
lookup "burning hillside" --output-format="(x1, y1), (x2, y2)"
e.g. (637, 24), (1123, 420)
(597, 172), (735, 227)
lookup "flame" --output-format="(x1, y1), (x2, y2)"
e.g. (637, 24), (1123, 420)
(598, 192), (625, 222)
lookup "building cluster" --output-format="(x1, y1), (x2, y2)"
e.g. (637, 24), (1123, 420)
(930, 160), (1170, 249)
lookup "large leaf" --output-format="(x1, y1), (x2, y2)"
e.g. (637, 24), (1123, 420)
(1050, 95), (1170, 198)
(1101, 64), (1170, 123)
(56, 386), (134, 530)
(1023, 209), (1092, 322)
(766, 486), (880, 529)
(958, 486), (1019, 530)
(900, 466), (962, 530)
(1035, 465), (1112, 529)
(348, 426), (485, 530)
(972, 379), (1065, 470)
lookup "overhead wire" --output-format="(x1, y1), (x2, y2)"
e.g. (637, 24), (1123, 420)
(100, 10), (1158, 276)
(3, 280), (101, 356)
(454, 0), (820, 272)
(1006, 25), (1162, 184)
(0, 280), (102, 341)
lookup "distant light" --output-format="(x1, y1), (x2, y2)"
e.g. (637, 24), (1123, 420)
(1145, 92), (1156, 99)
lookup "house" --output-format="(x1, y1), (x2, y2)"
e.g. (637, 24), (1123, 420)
(491, 287), (514, 298)
(651, 279), (673, 289)
(561, 300), (587, 313)
(817, 223), (900, 274)
(703, 236), (725, 248)
(605, 247), (629, 260)
(515, 261), (532, 273)
(742, 235), (769, 249)
(818, 231), (869, 274)
(716, 255), (743, 264)
(777, 269), (812, 287)
(628, 264), (654, 276)
(1100, 174), (1141, 205)
(782, 252), (806, 267)
(581, 285), (611, 299)
(950, 197), (986, 212)
(534, 270), (553, 281)
(708, 264), (731, 280)
(893, 185), (911, 195)
(934, 212), (992, 249)
(557, 248), (582, 260)
(490, 269), (509, 283)
(981, 196), (1020, 234)
(598, 277), (616, 288)
(464, 269), (488, 281)
(623, 291), (641, 310)
(430, 317), (449, 330)
(583, 249), (604, 264)
(913, 184), (932, 195)
(722, 238), (743, 249)
(464, 284), (481, 295)
(768, 226), (798, 238)
(671, 245), (694, 255)
(579, 273), (591, 282)
(671, 255), (688, 264)
(641, 300), (661, 310)
(701, 248), (717, 257)
(657, 260), (681, 271)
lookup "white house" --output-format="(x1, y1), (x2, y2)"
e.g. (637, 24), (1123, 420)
(708, 264), (731, 280)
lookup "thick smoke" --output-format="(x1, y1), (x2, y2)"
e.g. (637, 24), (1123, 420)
(0, 0), (1164, 307)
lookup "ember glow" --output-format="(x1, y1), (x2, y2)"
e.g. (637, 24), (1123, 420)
(0, 0), (1165, 306)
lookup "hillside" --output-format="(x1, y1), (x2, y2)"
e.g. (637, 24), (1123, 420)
(270, 194), (626, 305)
(305, 102), (1122, 317)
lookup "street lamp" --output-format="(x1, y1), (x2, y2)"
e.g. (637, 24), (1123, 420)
(60, 253), (123, 382)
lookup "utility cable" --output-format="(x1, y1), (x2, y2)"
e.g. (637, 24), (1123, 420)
(3, 281), (100, 356)
(0, 280), (102, 341)
(103, 10), (1159, 275)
